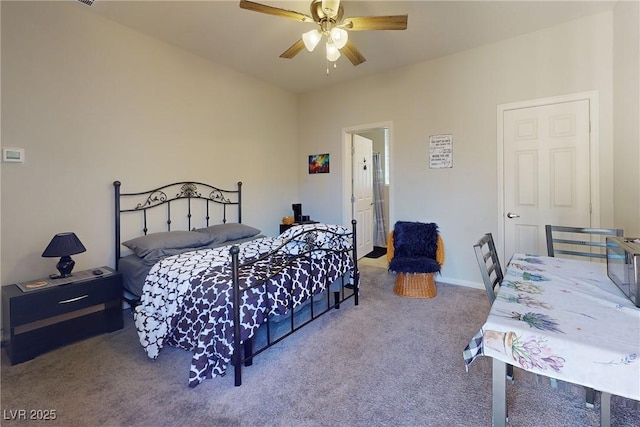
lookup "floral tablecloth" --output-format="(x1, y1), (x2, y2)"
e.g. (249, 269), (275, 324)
(464, 254), (640, 401)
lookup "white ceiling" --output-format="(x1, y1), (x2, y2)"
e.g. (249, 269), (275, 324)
(84, 0), (618, 94)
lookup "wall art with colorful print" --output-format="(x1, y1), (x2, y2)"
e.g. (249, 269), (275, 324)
(309, 154), (330, 174)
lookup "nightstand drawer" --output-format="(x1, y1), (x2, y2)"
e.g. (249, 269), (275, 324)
(9, 273), (121, 326)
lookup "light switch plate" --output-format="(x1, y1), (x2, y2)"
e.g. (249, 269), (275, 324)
(2, 148), (25, 163)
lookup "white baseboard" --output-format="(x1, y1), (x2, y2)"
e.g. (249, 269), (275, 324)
(437, 275), (484, 290)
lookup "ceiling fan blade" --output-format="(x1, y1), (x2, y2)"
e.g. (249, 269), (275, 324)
(239, 0), (313, 23)
(342, 15), (408, 31)
(341, 40), (366, 66)
(280, 39), (306, 59)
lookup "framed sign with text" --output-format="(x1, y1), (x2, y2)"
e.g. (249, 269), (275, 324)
(429, 134), (453, 168)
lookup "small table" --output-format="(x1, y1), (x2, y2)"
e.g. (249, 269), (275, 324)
(463, 254), (640, 427)
(2, 266), (123, 364)
(279, 220), (319, 234)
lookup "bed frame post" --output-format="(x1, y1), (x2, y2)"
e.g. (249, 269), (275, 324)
(237, 181), (242, 223)
(352, 219), (359, 305)
(114, 181), (121, 270)
(230, 245), (243, 386)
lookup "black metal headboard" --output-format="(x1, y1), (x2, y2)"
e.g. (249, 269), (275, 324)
(113, 180), (242, 269)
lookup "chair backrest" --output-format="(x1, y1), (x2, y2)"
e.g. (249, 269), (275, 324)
(545, 225), (623, 260)
(473, 233), (503, 304)
(387, 222), (445, 266)
(393, 221), (439, 258)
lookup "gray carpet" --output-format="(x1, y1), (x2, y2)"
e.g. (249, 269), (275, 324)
(1, 264), (638, 426)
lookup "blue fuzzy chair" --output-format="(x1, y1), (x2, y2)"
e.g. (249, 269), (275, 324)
(387, 221), (444, 298)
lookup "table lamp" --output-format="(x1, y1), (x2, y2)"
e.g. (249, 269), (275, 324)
(42, 232), (87, 279)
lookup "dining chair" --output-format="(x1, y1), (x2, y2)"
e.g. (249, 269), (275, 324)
(545, 225), (623, 260)
(473, 233), (513, 382)
(545, 224), (623, 408)
(473, 233), (504, 304)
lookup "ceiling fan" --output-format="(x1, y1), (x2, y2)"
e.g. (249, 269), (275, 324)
(239, 0), (408, 67)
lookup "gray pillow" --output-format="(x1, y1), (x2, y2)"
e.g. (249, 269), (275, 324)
(123, 230), (217, 258)
(195, 223), (261, 243)
(140, 246), (206, 265)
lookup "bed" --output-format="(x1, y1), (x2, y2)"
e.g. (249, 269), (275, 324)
(113, 180), (359, 387)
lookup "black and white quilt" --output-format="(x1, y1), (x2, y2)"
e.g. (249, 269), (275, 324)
(133, 224), (354, 387)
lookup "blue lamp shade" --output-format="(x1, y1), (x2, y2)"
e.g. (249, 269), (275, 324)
(42, 232), (86, 278)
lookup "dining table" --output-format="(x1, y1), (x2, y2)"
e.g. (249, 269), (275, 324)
(463, 253), (640, 427)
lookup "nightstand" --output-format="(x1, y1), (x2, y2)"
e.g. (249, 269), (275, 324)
(280, 221), (319, 234)
(1, 266), (123, 365)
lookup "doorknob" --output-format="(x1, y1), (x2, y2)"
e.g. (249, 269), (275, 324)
(506, 212), (520, 218)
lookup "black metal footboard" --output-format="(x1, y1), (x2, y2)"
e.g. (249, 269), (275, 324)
(230, 219), (360, 386)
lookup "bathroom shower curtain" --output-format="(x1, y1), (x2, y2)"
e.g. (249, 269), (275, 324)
(372, 152), (387, 247)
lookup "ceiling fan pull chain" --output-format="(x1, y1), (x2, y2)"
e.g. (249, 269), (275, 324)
(326, 60), (339, 76)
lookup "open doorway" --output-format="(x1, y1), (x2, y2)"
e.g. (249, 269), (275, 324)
(342, 122), (392, 259)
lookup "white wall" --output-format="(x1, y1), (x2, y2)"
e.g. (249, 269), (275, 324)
(0, 0), (3, 292)
(613, 1), (640, 236)
(298, 12), (618, 288)
(2, 3), (637, 292)
(0, 2), (299, 285)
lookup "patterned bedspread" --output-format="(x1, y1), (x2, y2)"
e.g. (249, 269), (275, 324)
(134, 225), (354, 387)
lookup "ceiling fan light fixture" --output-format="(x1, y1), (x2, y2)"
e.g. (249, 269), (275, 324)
(326, 41), (341, 62)
(321, 0), (340, 19)
(302, 29), (322, 52)
(239, 0), (408, 69)
(329, 27), (348, 49)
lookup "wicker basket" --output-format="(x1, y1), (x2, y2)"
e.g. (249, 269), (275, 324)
(393, 272), (437, 298)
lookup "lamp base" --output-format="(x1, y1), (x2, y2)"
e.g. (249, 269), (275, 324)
(51, 255), (75, 279)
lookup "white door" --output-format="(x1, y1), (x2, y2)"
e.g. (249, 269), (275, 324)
(503, 99), (592, 259)
(353, 134), (374, 258)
